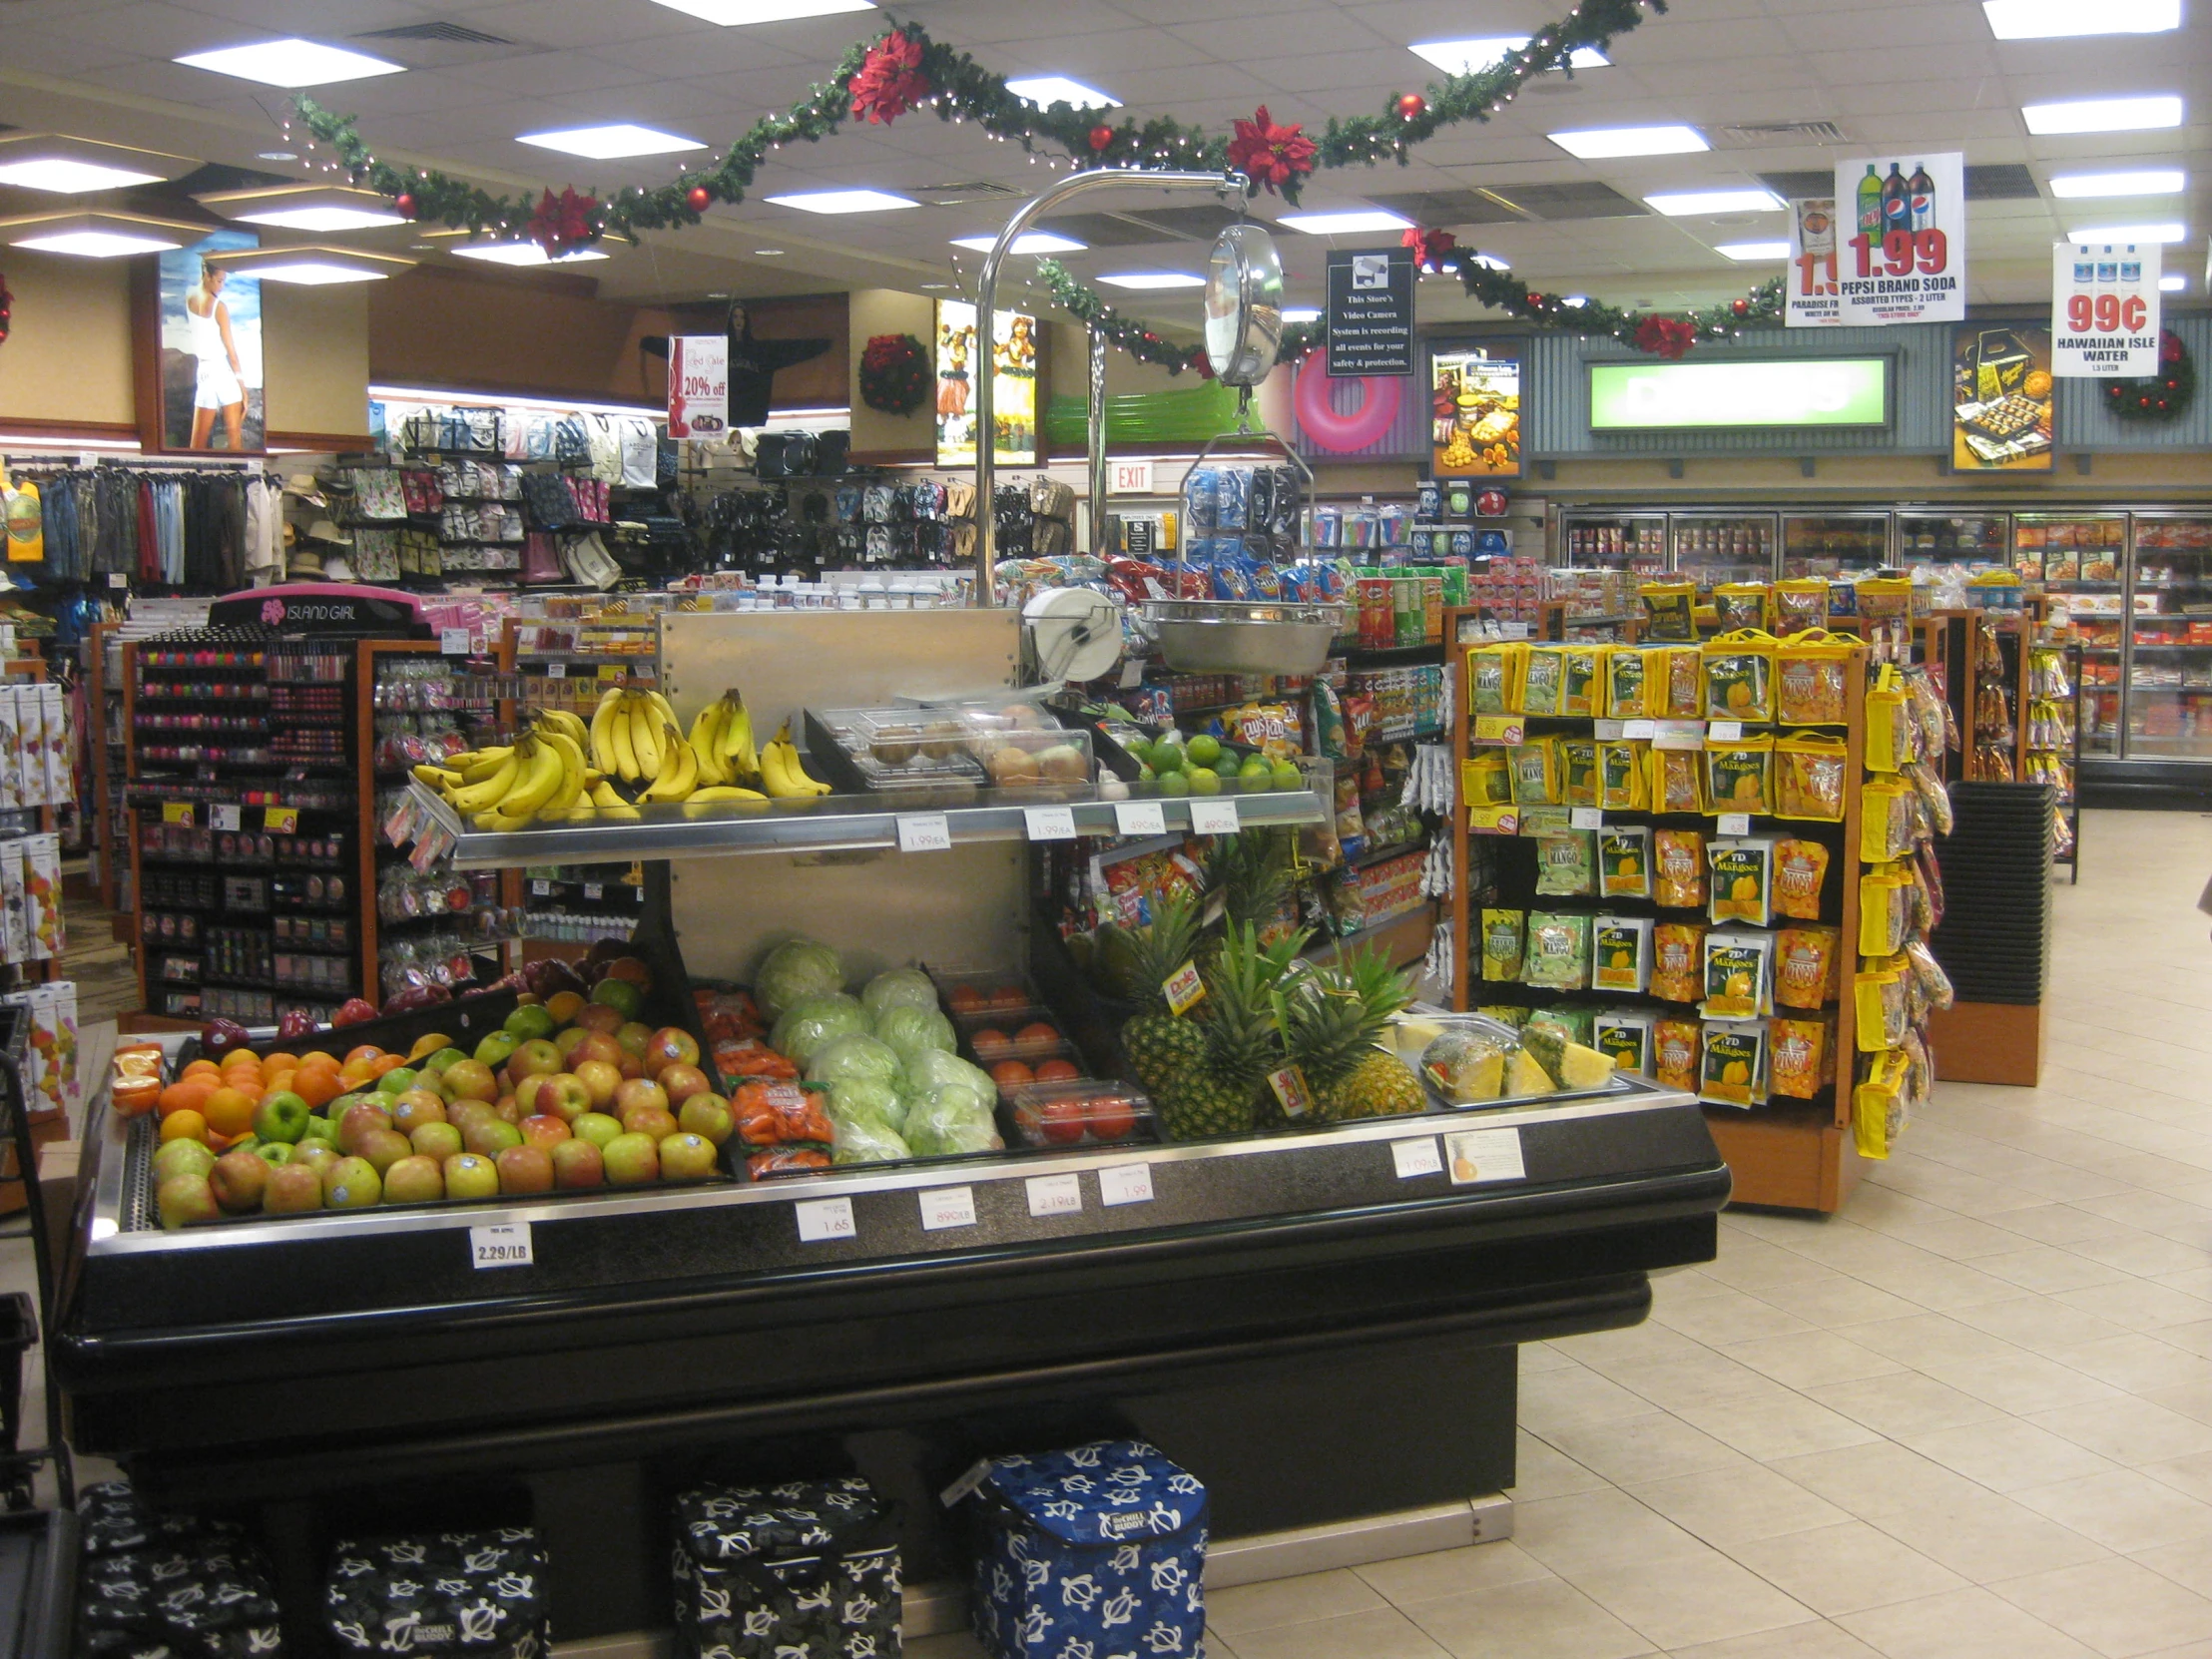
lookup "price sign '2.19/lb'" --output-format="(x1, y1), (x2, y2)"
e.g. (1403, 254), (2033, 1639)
(2051, 242), (2162, 378)
(1831, 153), (1965, 325)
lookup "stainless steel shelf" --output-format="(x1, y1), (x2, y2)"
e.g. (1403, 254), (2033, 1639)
(410, 781), (1330, 868)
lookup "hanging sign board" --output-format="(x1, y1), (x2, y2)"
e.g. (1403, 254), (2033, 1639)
(667, 335), (729, 438)
(2051, 243), (2161, 378)
(1325, 248), (1414, 376)
(1785, 199), (1843, 327)
(1831, 153), (1965, 325)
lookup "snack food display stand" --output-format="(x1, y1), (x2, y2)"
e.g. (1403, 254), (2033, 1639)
(55, 607), (1730, 1641)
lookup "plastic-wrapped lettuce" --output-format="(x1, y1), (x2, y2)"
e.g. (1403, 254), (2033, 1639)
(903, 1090), (1003, 1157)
(754, 937), (845, 1020)
(873, 1003), (955, 1068)
(806, 1033), (903, 1088)
(769, 993), (865, 1067)
(903, 1047), (997, 1103)
(827, 1077), (906, 1134)
(860, 967), (939, 1021)
(831, 1114), (912, 1166)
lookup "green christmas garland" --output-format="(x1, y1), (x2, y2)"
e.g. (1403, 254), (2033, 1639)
(2103, 328), (2196, 422)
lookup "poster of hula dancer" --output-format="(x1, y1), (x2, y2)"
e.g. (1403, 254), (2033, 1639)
(935, 298), (1039, 466)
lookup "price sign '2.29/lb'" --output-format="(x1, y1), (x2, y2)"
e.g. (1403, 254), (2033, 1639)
(2051, 242), (2162, 378)
(1826, 154), (1965, 325)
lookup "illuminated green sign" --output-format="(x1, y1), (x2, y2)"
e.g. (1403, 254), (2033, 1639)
(1588, 357), (1892, 430)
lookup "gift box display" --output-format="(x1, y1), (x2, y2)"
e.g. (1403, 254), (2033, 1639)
(76, 1480), (283, 1659)
(964, 1440), (1207, 1659)
(324, 1530), (549, 1659)
(672, 1476), (900, 1659)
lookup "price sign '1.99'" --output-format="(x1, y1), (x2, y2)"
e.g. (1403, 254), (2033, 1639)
(1828, 154), (1965, 326)
(2051, 242), (2162, 378)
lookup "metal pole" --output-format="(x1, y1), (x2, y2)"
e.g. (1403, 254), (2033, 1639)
(1087, 326), (1109, 556)
(973, 168), (1247, 606)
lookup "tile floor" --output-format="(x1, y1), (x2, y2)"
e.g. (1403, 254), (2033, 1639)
(10, 811), (2212, 1659)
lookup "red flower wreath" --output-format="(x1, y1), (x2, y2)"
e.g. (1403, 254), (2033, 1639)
(1227, 107), (1317, 194)
(858, 332), (931, 416)
(1401, 226), (1458, 272)
(1635, 316), (1698, 359)
(528, 187), (599, 255)
(851, 30), (931, 125)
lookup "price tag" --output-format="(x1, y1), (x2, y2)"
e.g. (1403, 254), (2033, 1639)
(161, 802), (196, 827)
(1443, 1127), (1527, 1186)
(265, 807), (298, 833)
(108, 572), (129, 589)
(1623, 720), (1658, 740)
(583, 882), (604, 901)
(918, 1186), (977, 1231)
(530, 878), (552, 897)
(939, 1458), (993, 1508)
(598, 665), (622, 682)
(1653, 721), (1706, 752)
(1467, 805), (1520, 836)
(1472, 715), (1525, 746)
(211, 805), (242, 831)
(795, 1197), (856, 1243)
(1025, 1173), (1083, 1218)
(1023, 806), (1078, 841)
(1163, 960), (1206, 1016)
(440, 628), (471, 656)
(1391, 1137), (1443, 1179)
(1098, 1164), (1155, 1207)
(1718, 813), (1753, 836)
(469, 1223), (533, 1268)
(1569, 808), (1603, 830)
(1266, 1064), (1314, 1120)
(1188, 799), (1241, 835)
(1113, 800), (1168, 837)
(1708, 721), (1744, 742)
(546, 662), (567, 679)
(896, 814), (952, 852)
(1593, 719), (1625, 740)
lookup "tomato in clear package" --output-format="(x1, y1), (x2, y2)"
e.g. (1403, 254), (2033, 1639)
(1038, 1100), (1087, 1144)
(1084, 1092), (1138, 1140)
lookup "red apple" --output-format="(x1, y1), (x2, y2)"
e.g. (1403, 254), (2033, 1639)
(356, 1127), (413, 1175)
(382, 1155), (444, 1204)
(575, 1003), (625, 1036)
(553, 1026), (591, 1061)
(387, 1091), (446, 1136)
(337, 1103), (394, 1156)
(518, 1114), (572, 1152)
(622, 1105), (679, 1143)
(463, 1116), (523, 1157)
(615, 1022), (653, 1059)
(209, 1149), (270, 1213)
(659, 1131), (719, 1183)
(332, 996), (380, 1027)
(617, 1051), (644, 1080)
(602, 1131), (659, 1186)
(411, 1121), (464, 1161)
(550, 1138), (605, 1189)
(573, 1058), (623, 1108)
(570, 1031), (623, 1070)
(614, 1077), (669, 1119)
(658, 1062), (711, 1107)
(644, 1027), (702, 1078)
(512, 1073), (561, 1116)
(541, 1074), (593, 1122)
(508, 1038), (563, 1082)
(678, 1094), (734, 1146)
(495, 1145), (555, 1195)
(443, 1152), (499, 1200)
(291, 1142), (339, 1179)
(440, 1059), (497, 1103)
(264, 1162), (324, 1213)
(491, 1094), (522, 1124)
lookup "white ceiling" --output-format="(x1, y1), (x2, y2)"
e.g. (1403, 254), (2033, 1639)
(0, 0), (2205, 323)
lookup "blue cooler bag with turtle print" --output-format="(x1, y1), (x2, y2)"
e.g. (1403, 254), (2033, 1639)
(965, 1440), (1207, 1659)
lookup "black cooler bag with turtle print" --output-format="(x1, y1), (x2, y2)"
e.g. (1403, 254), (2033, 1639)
(323, 1529), (550, 1659)
(672, 1476), (901, 1659)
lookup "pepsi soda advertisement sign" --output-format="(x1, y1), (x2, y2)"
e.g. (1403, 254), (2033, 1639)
(1830, 153), (1965, 325)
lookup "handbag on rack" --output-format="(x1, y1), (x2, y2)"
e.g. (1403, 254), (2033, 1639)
(814, 430), (850, 475)
(522, 530), (564, 584)
(562, 532), (622, 590)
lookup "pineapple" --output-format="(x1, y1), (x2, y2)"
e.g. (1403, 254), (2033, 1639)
(1276, 947), (1423, 1122)
(1155, 922), (1302, 1141)
(1197, 830), (1295, 974)
(1519, 1023), (1616, 1092)
(1114, 890), (1208, 1093)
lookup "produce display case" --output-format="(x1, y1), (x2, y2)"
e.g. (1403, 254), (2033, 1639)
(55, 608), (1728, 1637)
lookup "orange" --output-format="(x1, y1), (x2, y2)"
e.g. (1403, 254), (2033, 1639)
(182, 1059), (220, 1081)
(260, 1051), (300, 1074)
(201, 1087), (257, 1139)
(369, 1053), (408, 1078)
(158, 1078), (216, 1118)
(160, 1109), (208, 1144)
(344, 1044), (385, 1067)
(296, 1052), (340, 1077)
(291, 1069), (342, 1109)
(266, 1068), (296, 1093)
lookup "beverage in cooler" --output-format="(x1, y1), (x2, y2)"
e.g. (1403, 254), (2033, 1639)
(1783, 515), (1889, 577)
(2018, 514), (2128, 757)
(1561, 515), (1666, 573)
(1670, 516), (1776, 588)
(1895, 512), (2008, 570)
(2126, 515), (2212, 760)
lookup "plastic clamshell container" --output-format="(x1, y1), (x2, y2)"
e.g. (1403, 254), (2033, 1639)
(930, 968), (1046, 1018)
(1395, 1011), (1618, 1111)
(961, 1012), (1070, 1064)
(981, 1043), (1087, 1095)
(1008, 1079), (1156, 1148)
(811, 707), (986, 791)
(953, 719), (1095, 791)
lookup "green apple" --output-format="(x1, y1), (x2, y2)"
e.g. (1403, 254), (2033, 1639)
(153, 1138), (217, 1183)
(374, 1066), (419, 1097)
(157, 1173), (220, 1231)
(601, 1131), (660, 1186)
(322, 1156), (382, 1209)
(571, 1111), (622, 1150)
(253, 1090), (311, 1144)
(252, 1141), (295, 1167)
(503, 1003), (557, 1042)
(420, 1046), (468, 1075)
(474, 1030), (522, 1071)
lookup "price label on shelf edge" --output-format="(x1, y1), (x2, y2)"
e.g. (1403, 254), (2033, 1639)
(1718, 813), (1754, 836)
(795, 1196), (856, 1244)
(1098, 1164), (1155, 1207)
(1471, 715), (1525, 746)
(1188, 799), (1241, 835)
(2052, 242), (2161, 378)
(439, 628), (472, 657)
(1025, 1173), (1083, 1218)
(918, 1186), (977, 1231)
(1569, 808), (1603, 831)
(895, 814), (953, 853)
(1112, 800), (1168, 837)
(1022, 806), (1077, 841)
(468, 1223), (533, 1269)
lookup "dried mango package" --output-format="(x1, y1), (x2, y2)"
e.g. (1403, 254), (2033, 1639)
(1520, 646), (1568, 717)
(1775, 925), (1840, 1010)
(1651, 921), (1706, 1003)
(1467, 641), (1526, 716)
(1651, 746), (1706, 816)
(1523, 911), (1592, 989)
(1770, 1014), (1832, 1101)
(1773, 579), (1830, 637)
(1860, 779), (1917, 861)
(1661, 647), (1703, 719)
(1774, 838), (1829, 919)
(1640, 580), (1697, 642)
(1591, 915), (1653, 993)
(1708, 835), (1778, 926)
(1702, 927), (1774, 1019)
(1559, 738), (1601, 808)
(1704, 732), (1775, 816)
(1462, 750), (1513, 808)
(1654, 829), (1708, 908)
(1599, 740), (1650, 812)
(1776, 732), (1850, 822)
(1599, 825), (1652, 899)
(1562, 646), (1605, 718)
(1480, 907), (1526, 981)
(1776, 630), (1855, 725)
(1594, 1010), (1655, 1077)
(1534, 828), (1597, 896)
(1701, 630), (1779, 723)
(1714, 584), (1772, 634)
(1509, 739), (1560, 805)
(1700, 1018), (1770, 1109)
(1605, 647), (1656, 719)
(1653, 1018), (1700, 1089)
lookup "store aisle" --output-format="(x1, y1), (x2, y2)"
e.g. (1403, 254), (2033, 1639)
(917, 809), (2212, 1658)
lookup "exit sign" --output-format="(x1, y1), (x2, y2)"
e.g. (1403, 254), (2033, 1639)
(1109, 459), (1155, 494)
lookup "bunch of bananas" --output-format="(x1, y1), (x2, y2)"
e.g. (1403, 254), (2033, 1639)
(409, 706), (598, 831)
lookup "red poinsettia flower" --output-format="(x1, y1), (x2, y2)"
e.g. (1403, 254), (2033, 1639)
(528, 187), (600, 255)
(1188, 345), (1215, 380)
(1634, 316), (1697, 360)
(1401, 226), (1458, 272)
(1227, 106), (1317, 194)
(850, 29), (931, 125)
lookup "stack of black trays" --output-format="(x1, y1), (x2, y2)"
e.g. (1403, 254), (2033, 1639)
(1931, 782), (2054, 1005)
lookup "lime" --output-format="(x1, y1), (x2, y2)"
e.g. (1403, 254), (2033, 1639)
(1157, 770), (1192, 797)
(1215, 758), (1241, 782)
(1148, 743), (1183, 775)
(1271, 760), (1305, 790)
(1188, 767), (1223, 796)
(1187, 734), (1223, 768)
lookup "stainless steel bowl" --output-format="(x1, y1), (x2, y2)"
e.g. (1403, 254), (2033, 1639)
(1140, 599), (1352, 675)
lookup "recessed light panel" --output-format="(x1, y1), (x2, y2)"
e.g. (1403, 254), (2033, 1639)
(649, 0), (874, 23)
(199, 185), (409, 233)
(1644, 189), (1785, 216)
(1096, 272), (1204, 289)
(1277, 210), (1413, 235)
(519, 125), (705, 160)
(950, 232), (1087, 254)
(1004, 76), (1120, 108)
(1550, 125), (1709, 159)
(2160, 274), (2186, 290)
(206, 245), (414, 283)
(1410, 37), (1609, 74)
(1715, 241), (1792, 261)
(16, 230), (181, 257)
(2065, 222), (2186, 242)
(764, 189), (915, 214)
(0, 159), (163, 194)
(1983, 0), (2178, 36)
(2023, 96), (2183, 134)
(451, 242), (612, 266)
(0, 134), (191, 195)
(174, 38), (404, 87)
(2048, 169), (2186, 198)
(0, 209), (206, 257)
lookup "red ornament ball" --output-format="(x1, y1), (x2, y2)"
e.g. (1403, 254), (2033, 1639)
(2141, 396), (2154, 408)
(2167, 379), (2181, 391)
(687, 186), (712, 212)
(1395, 93), (1426, 120)
(1731, 298), (1750, 316)
(1525, 292), (1543, 308)
(394, 193), (416, 218)
(1088, 125), (1114, 152)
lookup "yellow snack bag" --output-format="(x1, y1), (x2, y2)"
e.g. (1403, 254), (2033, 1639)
(1854, 961), (1909, 1050)
(1856, 577), (1915, 628)
(1599, 825), (1652, 899)
(1854, 1048), (1909, 1157)
(1605, 648), (1656, 720)
(1714, 583), (1773, 633)
(1654, 1017), (1701, 1090)
(1704, 732), (1775, 815)
(1865, 665), (1912, 773)
(1861, 779), (1917, 861)
(1701, 629), (1779, 723)
(1660, 647), (1703, 719)
(1651, 746), (1706, 816)
(1776, 630), (1856, 725)
(1599, 740), (1650, 811)
(1592, 915), (1653, 993)
(1859, 862), (1912, 956)
(1775, 925), (1840, 1010)
(1651, 922), (1706, 1003)
(1508, 740), (1560, 806)
(1461, 750), (1513, 808)
(1702, 927), (1774, 1018)
(1558, 738), (1600, 808)
(1520, 646), (1568, 717)
(1654, 829), (1707, 908)
(1640, 580), (1697, 642)
(1776, 731), (1850, 822)
(1562, 646), (1605, 718)
(1773, 579), (1830, 637)
(1773, 838), (1830, 920)
(1468, 641), (1527, 716)
(1709, 836), (1777, 925)
(1480, 908), (1526, 981)
(1770, 1015), (1832, 1100)
(1700, 1019), (1769, 1108)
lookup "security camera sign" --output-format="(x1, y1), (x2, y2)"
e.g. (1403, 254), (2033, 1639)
(1326, 247), (1414, 376)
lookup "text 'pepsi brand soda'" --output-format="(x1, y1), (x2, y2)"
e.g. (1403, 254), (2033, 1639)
(1857, 165), (1884, 239)
(1909, 165), (1936, 232)
(1881, 165), (1911, 236)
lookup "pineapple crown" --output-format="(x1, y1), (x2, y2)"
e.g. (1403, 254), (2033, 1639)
(1206, 829), (1294, 928)
(1274, 946), (1415, 1088)
(1199, 918), (1309, 1078)
(1122, 888), (1204, 1013)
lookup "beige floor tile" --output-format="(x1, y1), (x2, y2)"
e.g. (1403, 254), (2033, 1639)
(1205, 1634), (1240, 1659)
(1722, 1521), (1968, 1617)
(1765, 1441), (1988, 1520)
(1920, 1350), (2133, 1415)
(2144, 1451), (2212, 1504)
(1853, 1257), (2039, 1312)
(1973, 1245), (2136, 1296)
(2011, 1469), (2212, 1553)
(1830, 1313), (2017, 1371)
(2026, 1398), (2212, 1467)
(2131, 1534), (2212, 1594)
(1665, 1621), (1888, 1659)
(1673, 1392), (1883, 1461)
(1552, 1320), (1715, 1372)
(1511, 1430), (1613, 1500)
(1228, 1606), (1452, 1659)
(2142, 1381), (2212, 1430)
(1604, 1353), (1797, 1413)
(1542, 1414), (1756, 1487)
(2075, 1235), (2212, 1282)
(1352, 1540), (1553, 1606)
(1622, 1464), (1851, 1548)
(1205, 1567), (1386, 1635)
(1519, 1366), (1670, 1437)
(2059, 1281), (2212, 1336)
(1867, 1489), (2113, 1582)
(1700, 1236), (1844, 1293)
(1899, 1417), (2121, 1493)
(1512, 1489), (1711, 1577)
(2049, 1336), (2212, 1395)
(1991, 1205), (2142, 1248)
(1720, 1331), (1910, 1389)
(1402, 1576), (1656, 1659)
(1991, 1557), (2212, 1659)
(1801, 1372), (2005, 1438)
(1950, 1294), (2137, 1355)
(1745, 1274), (1924, 1330)
(2167, 1324), (2212, 1363)
(1837, 1586), (2101, 1659)
(1654, 1289), (1821, 1348)
(1520, 1341), (1584, 1374)
(1563, 1550), (1815, 1651)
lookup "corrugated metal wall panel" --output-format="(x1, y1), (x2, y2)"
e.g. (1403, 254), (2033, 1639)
(2056, 312), (2212, 452)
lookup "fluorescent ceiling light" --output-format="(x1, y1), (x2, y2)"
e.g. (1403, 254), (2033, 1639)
(1550, 124), (1708, 159)
(0, 209), (206, 257)
(451, 242), (611, 266)
(1644, 188), (1785, 216)
(200, 185), (409, 232)
(1466, 252), (1510, 271)
(2023, 96), (2183, 134)
(2065, 221), (2186, 242)
(1003, 76), (1120, 109)
(1410, 37), (1609, 74)
(0, 159), (162, 194)
(0, 134), (191, 195)
(246, 206), (402, 232)
(2048, 169), (2186, 198)
(1983, 0), (2178, 36)
(1096, 272), (1204, 289)
(15, 230), (179, 257)
(764, 189), (915, 214)
(519, 124), (705, 160)
(240, 262), (390, 285)
(950, 232), (1087, 254)
(1715, 241), (1792, 261)
(1281, 306), (1322, 321)
(649, 0), (874, 22)
(2160, 274), (2186, 290)
(1277, 209), (1413, 235)
(174, 38), (403, 87)
(205, 245), (414, 284)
